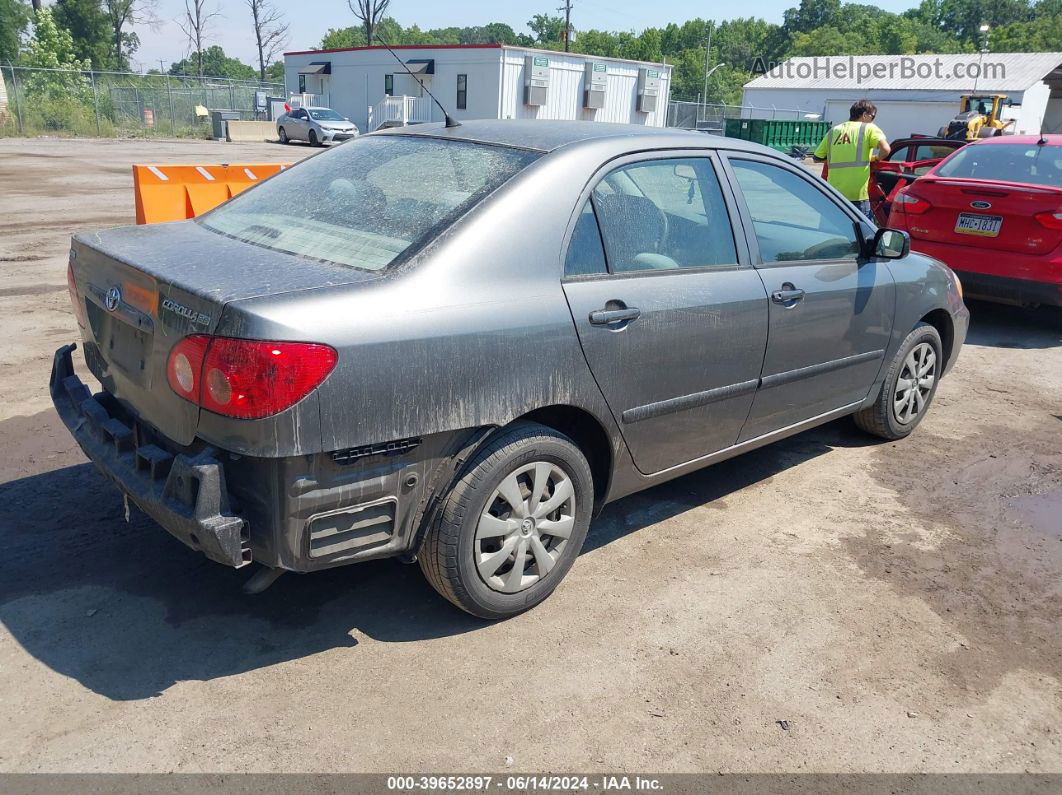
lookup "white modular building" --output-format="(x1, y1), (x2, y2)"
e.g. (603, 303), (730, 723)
(282, 44), (672, 132)
(741, 53), (1062, 138)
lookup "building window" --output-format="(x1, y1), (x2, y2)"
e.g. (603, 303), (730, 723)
(298, 74), (306, 94)
(384, 74), (393, 96)
(456, 74), (467, 110)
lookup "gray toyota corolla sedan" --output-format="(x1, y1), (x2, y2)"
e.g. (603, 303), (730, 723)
(54, 120), (969, 618)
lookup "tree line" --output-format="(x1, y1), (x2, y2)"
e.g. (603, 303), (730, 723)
(1, 0), (288, 81)
(2, 0), (1059, 100)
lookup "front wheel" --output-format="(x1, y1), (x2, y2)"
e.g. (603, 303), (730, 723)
(854, 322), (943, 440)
(308, 129), (319, 146)
(419, 422), (594, 619)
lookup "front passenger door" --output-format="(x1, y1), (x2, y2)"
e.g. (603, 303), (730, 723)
(725, 156), (895, 440)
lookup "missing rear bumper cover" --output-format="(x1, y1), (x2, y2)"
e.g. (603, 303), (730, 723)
(49, 343), (251, 568)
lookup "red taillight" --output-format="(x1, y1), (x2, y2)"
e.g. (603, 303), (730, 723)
(894, 189), (932, 214)
(167, 335), (337, 419)
(1034, 210), (1062, 230)
(67, 262), (87, 328)
(167, 334), (210, 401)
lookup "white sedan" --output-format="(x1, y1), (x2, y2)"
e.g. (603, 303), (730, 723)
(276, 106), (359, 146)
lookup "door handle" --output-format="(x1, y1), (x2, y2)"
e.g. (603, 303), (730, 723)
(589, 307), (641, 325)
(771, 287), (806, 305)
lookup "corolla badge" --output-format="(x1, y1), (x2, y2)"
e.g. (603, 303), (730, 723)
(104, 285), (122, 312)
(970, 200), (992, 209)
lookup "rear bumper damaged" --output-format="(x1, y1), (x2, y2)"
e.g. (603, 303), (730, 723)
(50, 343), (250, 568)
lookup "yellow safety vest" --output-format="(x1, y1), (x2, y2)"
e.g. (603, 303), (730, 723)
(824, 121), (873, 201)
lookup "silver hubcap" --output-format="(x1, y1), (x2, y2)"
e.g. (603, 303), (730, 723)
(894, 342), (936, 424)
(475, 462), (576, 594)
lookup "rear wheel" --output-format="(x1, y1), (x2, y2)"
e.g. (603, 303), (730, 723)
(419, 422), (593, 619)
(854, 322), (942, 440)
(278, 127), (288, 144)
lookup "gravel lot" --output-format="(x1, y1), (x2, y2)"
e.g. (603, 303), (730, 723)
(0, 137), (1059, 774)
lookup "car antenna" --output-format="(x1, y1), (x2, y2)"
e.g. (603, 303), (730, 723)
(374, 34), (461, 128)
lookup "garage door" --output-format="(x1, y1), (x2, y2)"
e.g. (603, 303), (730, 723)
(825, 100), (956, 140)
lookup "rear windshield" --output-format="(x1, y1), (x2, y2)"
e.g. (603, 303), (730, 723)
(200, 136), (539, 270)
(307, 108), (343, 120)
(934, 143), (1062, 187)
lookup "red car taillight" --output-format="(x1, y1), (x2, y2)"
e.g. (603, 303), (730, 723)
(894, 189), (932, 214)
(1034, 211), (1062, 230)
(167, 335), (337, 419)
(67, 262), (87, 328)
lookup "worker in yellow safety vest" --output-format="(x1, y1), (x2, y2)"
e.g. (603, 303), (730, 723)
(813, 99), (891, 218)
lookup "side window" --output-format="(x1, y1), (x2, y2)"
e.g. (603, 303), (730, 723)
(564, 199), (608, 277)
(456, 74), (467, 110)
(730, 159), (859, 263)
(591, 158), (737, 273)
(886, 145), (910, 162)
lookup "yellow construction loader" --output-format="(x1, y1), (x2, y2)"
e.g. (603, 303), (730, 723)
(939, 94), (1016, 140)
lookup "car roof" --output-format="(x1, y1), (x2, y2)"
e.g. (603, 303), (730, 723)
(376, 118), (779, 155)
(974, 134), (1062, 146)
(892, 137), (963, 148)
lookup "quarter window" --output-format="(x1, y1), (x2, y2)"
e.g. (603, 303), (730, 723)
(564, 200), (608, 277)
(730, 159), (859, 263)
(457, 74), (467, 110)
(590, 158), (737, 272)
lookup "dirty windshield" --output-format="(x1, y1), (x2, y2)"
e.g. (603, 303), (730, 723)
(200, 136), (539, 270)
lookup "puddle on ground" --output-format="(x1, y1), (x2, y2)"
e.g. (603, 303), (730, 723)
(998, 491), (1062, 588)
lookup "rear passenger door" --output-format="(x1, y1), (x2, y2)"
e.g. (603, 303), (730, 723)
(562, 153), (769, 475)
(723, 155), (895, 441)
(289, 109), (309, 139)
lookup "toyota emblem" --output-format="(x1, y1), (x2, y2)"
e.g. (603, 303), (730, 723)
(104, 286), (122, 312)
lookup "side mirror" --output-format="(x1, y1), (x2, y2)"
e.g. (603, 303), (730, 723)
(673, 164), (697, 180)
(873, 228), (910, 259)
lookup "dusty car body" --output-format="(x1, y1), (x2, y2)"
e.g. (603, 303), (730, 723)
(55, 120), (969, 618)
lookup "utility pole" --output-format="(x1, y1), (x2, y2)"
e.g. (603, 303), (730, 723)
(702, 21), (714, 111)
(558, 0), (573, 52)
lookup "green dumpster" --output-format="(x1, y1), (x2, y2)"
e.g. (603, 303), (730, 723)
(723, 119), (832, 153)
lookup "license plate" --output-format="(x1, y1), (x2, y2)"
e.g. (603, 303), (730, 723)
(955, 213), (1002, 237)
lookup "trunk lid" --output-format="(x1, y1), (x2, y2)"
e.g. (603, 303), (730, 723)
(904, 177), (1062, 256)
(69, 220), (383, 445)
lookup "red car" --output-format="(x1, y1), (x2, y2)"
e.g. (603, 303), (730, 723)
(869, 137), (965, 224)
(887, 135), (1062, 308)
(822, 137), (964, 225)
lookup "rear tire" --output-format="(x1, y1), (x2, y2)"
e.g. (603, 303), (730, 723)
(278, 127), (288, 144)
(419, 421), (594, 620)
(854, 322), (943, 440)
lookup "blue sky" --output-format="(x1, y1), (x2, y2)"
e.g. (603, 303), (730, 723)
(131, 0), (925, 72)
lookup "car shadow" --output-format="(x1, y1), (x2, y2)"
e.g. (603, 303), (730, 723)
(0, 409), (871, 701)
(964, 299), (1061, 349)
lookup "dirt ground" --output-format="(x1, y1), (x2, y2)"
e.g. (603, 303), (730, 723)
(0, 137), (1059, 774)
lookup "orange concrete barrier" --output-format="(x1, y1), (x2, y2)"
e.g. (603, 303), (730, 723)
(132, 162), (292, 224)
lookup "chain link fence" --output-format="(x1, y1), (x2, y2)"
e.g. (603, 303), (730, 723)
(667, 99), (817, 134)
(0, 65), (284, 138)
